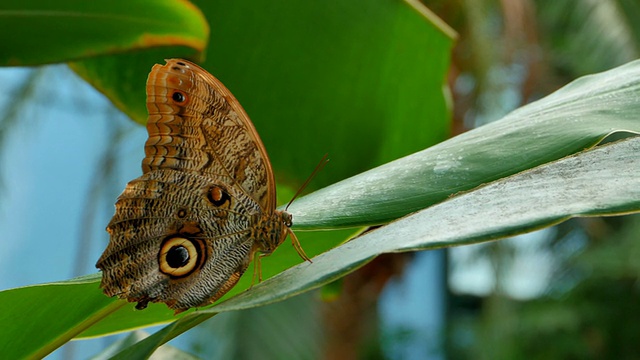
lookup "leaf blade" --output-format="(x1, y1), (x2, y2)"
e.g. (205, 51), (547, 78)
(107, 136), (640, 359)
(289, 59), (640, 228)
(0, 0), (208, 66)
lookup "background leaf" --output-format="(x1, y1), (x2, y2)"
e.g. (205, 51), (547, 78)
(71, 0), (455, 189)
(0, 0), (208, 66)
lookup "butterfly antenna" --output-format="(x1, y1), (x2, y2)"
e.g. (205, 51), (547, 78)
(285, 153), (329, 211)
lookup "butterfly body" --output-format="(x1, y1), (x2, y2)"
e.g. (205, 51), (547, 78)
(96, 59), (300, 312)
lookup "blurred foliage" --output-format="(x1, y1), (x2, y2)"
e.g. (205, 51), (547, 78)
(436, 0), (640, 358)
(449, 216), (640, 359)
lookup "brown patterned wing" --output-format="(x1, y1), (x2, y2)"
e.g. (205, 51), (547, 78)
(95, 59), (288, 312)
(143, 59), (276, 211)
(98, 168), (266, 311)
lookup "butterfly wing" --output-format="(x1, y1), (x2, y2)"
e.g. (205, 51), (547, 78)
(96, 59), (281, 312)
(144, 59), (276, 210)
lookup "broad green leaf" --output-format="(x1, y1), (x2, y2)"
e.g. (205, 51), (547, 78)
(72, 0), (455, 189)
(289, 59), (640, 228)
(0, 274), (123, 360)
(107, 135), (640, 359)
(0, 1), (208, 66)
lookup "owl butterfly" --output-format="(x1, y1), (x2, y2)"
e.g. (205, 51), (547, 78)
(96, 59), (310, 313)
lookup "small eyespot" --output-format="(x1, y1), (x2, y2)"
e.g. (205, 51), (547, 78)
(207, 186), (231, 208)
(159, 237), (201, 277)
(176, 208), (188, 219)
(172, 91), (186, 104)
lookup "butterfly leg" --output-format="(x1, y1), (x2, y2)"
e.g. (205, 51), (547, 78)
(287, 228), (312, 263)
(250, 252), (268, 288)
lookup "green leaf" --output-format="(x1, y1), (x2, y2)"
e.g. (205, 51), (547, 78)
(0, 274), (122, 360)
(71, 0), (455, 188)
(107, 135), (640, 359)
(0, 0), (208, 66)
(289, 59), (640, 228)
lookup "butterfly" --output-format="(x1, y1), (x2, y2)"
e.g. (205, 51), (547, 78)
(96, 59), (309, 313)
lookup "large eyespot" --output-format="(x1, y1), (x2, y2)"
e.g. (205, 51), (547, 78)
(158, 237), (203, 277)
(207, 186), (231, 208)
